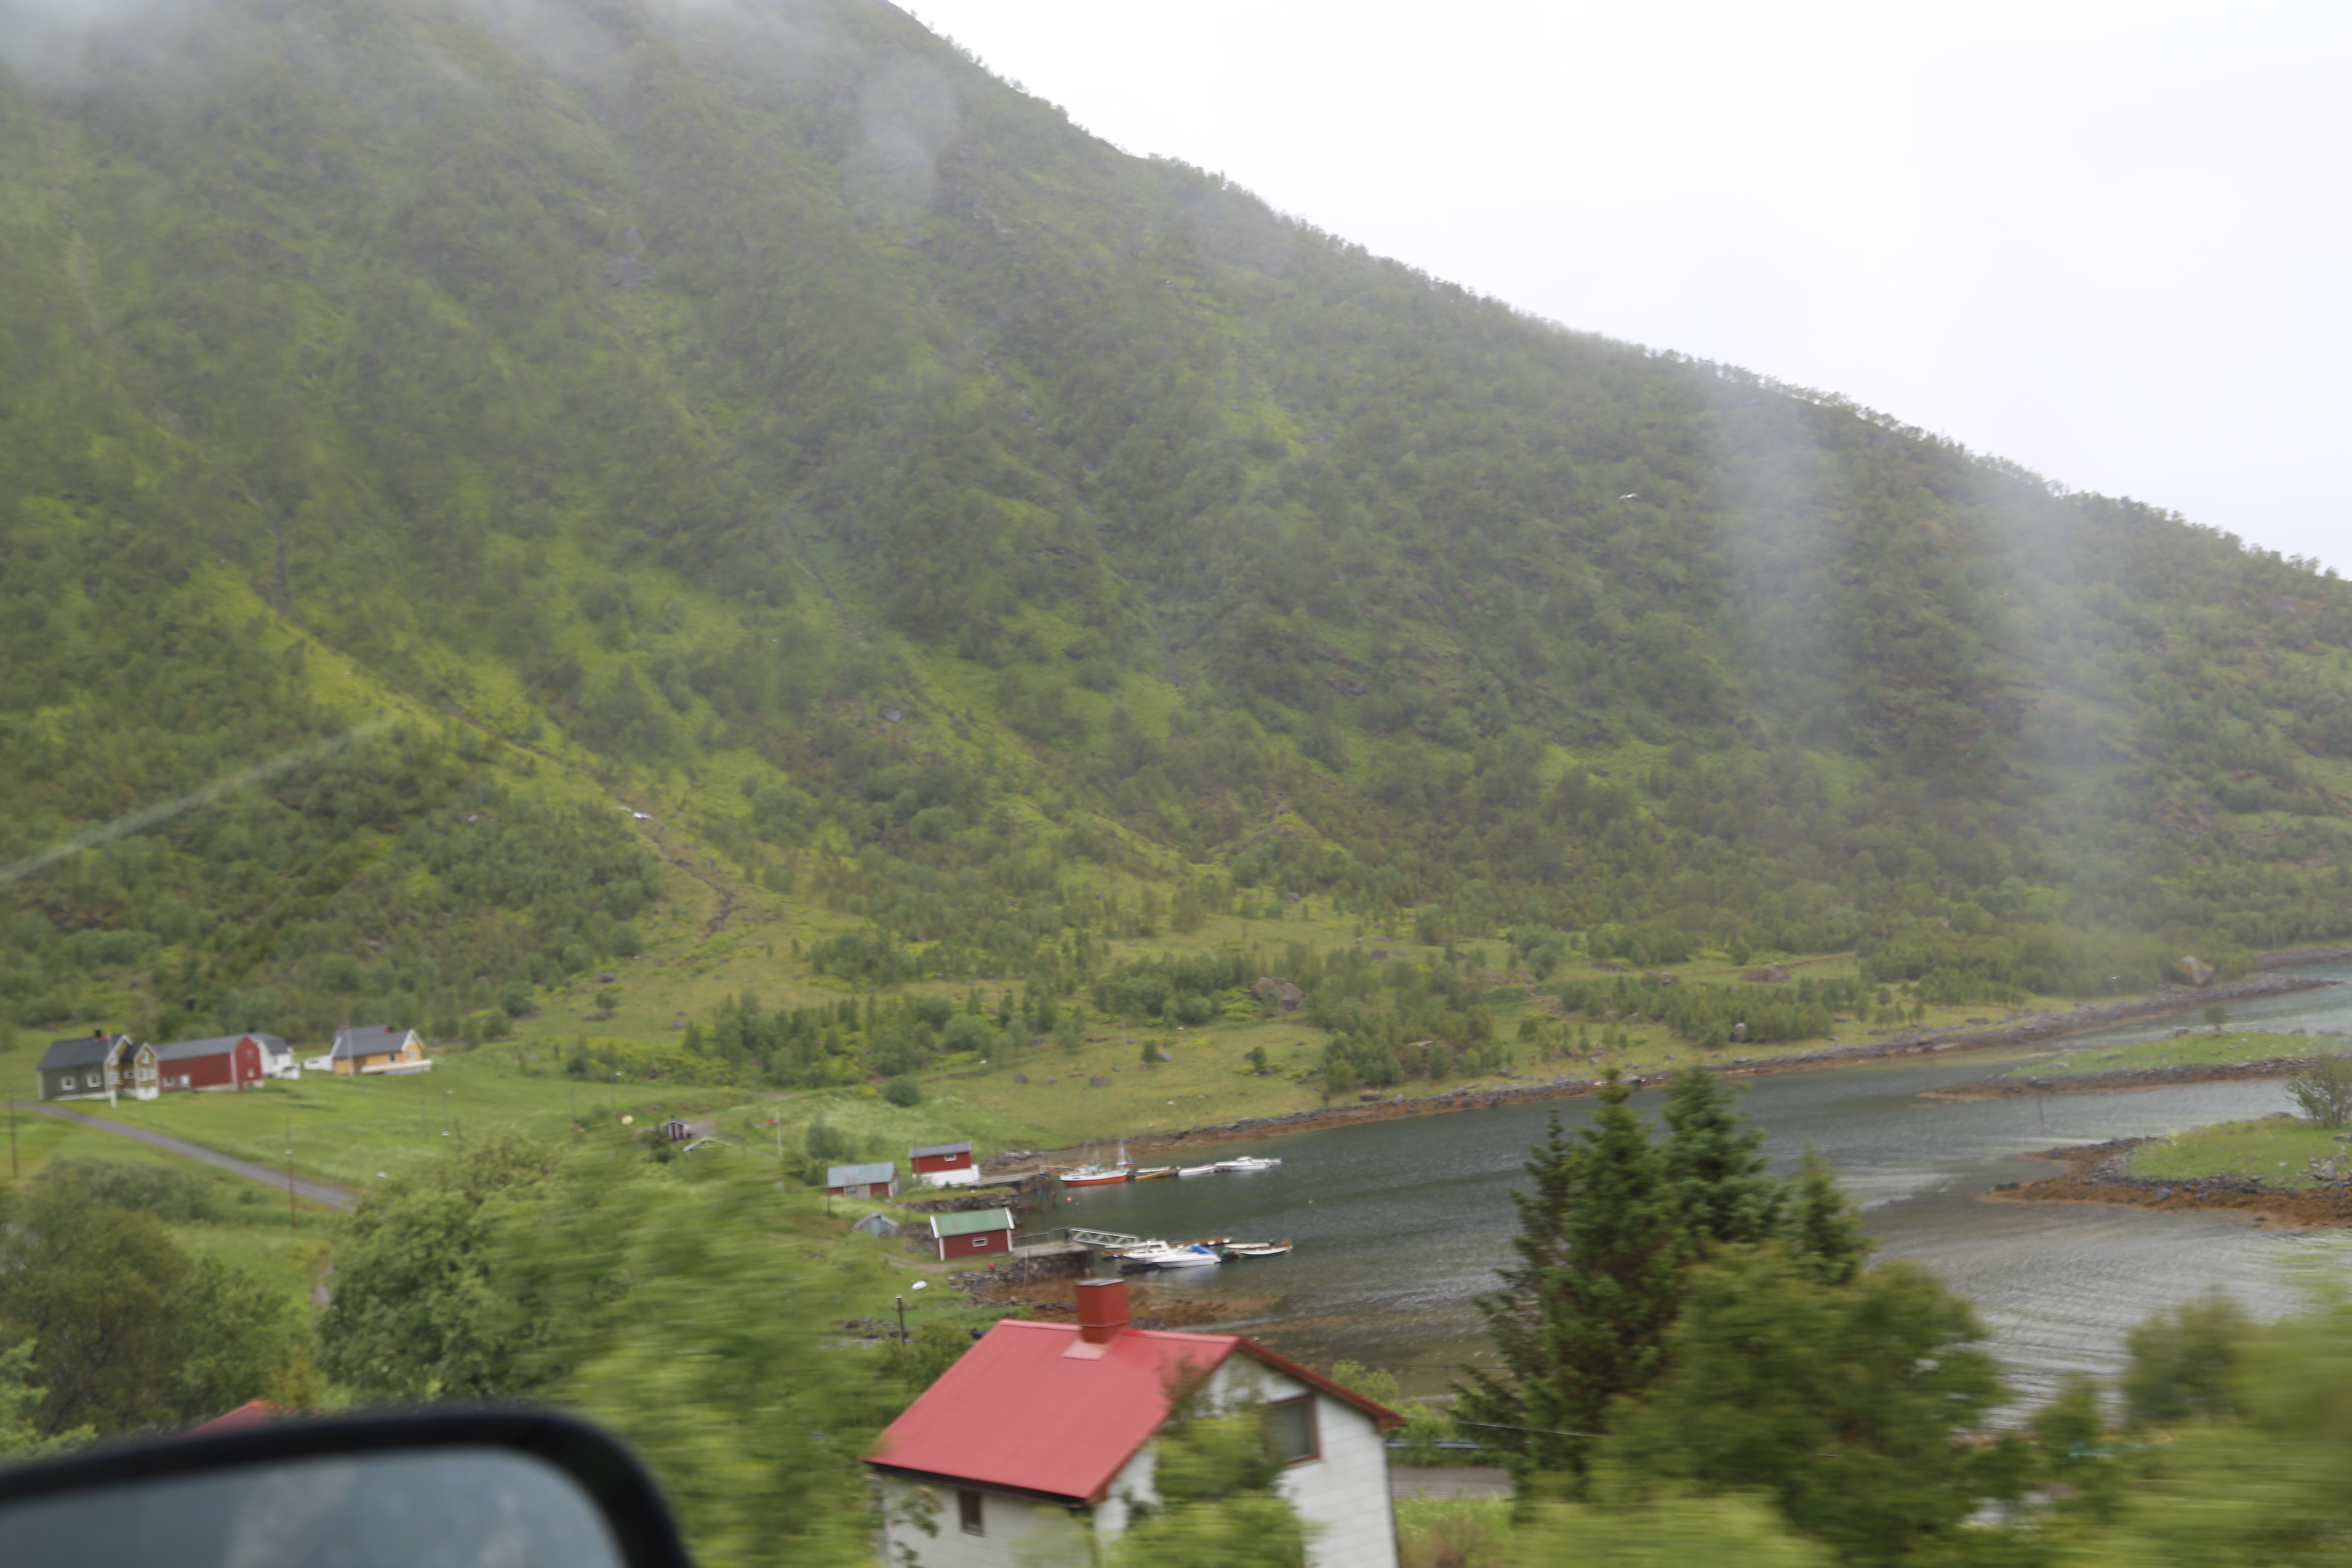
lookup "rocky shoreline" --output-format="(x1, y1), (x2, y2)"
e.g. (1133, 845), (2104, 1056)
(1985, 1137), (2352, 1229)
(1003, 969), (2339, 1167)
(1927, 1055), (2327, 1102)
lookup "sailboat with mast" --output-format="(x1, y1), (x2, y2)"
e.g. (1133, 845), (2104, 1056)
(1058, 1139), (1133, 1187)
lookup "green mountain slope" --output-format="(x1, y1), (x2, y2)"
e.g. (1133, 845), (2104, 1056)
(3, 0), (2349, 1074)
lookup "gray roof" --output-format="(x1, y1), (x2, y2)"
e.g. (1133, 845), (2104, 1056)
(252, 1033), (291, 1060)
(827, 1162), (897, 1188)
(38, 1034), (124, 1072)
(331, 1025), (417, 1060)
(153, 1034), (256, 1064)
(910, 1140), (973, 1161)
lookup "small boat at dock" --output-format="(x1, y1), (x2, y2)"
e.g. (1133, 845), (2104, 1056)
(1220, 1240), (1293, 1259)
(1175, 1164), (1219, 1178)
(1132, 1166), (1176, 1181)
(1118, 1242), (1222, 1271)
(1059, 1164), (1132, 1187)
(1212, 1156), (1283, 1173)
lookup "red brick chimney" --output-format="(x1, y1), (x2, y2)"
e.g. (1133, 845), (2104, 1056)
(1075, 1277), (1130, 1345)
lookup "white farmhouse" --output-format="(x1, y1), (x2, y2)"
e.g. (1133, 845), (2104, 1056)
(864, 1277), (1401, 1567)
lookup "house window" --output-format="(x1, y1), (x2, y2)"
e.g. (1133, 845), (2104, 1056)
(1267, 1396), (1320, 1465)
(958, 1489), (985, 1536)
(971, 1236), (990, 1248)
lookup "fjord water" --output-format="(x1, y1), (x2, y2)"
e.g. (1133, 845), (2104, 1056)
(1059, 969), (2352, 1401)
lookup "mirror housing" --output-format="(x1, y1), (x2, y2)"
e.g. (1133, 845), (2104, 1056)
(0, 1406), (691, 1568)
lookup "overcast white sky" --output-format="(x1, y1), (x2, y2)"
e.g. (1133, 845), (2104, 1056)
(906, 2), (2349, 575)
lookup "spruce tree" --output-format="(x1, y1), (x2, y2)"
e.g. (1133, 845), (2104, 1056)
(1455, 1074), (1686, 1478)
(1661, 1066), (1785, 1248)
(1458, 1069), (1878, 1482)
(1782, 1148), (1873, 1286)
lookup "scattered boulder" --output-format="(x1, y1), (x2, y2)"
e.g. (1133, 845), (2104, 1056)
(2177, 955), (2217, 986)
(1012, 1072), (1029, 1085)
(1088, 1075), (1111, 1087)
(1743, 965), (1791, 983)
(1251, 977), (1305, 1011)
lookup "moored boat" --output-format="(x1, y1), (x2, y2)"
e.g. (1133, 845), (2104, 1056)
(1132, 1166), (1176, 1181)
(1059, 1164), (1132, 1187)
(1118, 1242), (1222, 1270)
(1212, 1155), (1283, 1173)
(1174, 1164), (1219, 1178)
(1220, 1240), (1293, 1259)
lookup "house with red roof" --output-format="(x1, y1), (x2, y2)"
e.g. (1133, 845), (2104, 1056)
(865, 1277), (1402, 1567)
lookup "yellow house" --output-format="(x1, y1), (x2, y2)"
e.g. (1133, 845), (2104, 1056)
(327, 1024), (433, 1076)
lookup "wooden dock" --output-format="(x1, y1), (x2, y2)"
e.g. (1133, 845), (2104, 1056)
(1011, 1239), (1092, 1263)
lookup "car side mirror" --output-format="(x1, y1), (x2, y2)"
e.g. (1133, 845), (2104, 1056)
(0, 1406), (692, 1568)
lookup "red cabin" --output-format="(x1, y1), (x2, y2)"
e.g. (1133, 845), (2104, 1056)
(150, 1033), (269, 1093)
(910, 1139), (977, 1188)
(929, 1208), (1017, 1261)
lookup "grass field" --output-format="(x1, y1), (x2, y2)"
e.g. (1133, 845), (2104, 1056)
(2000, 1032), (2335, 1081)
(2130, 1116), (2352, 1189)
(9, 921), (2092, 1201)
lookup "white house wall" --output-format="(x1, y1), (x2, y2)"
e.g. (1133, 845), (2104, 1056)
(876, 1478), (1091, 1568)
(919, 1167), (979, 1188)
(1196, 1362), (1400, 1568)
(1278, 1391), (1400, 1568)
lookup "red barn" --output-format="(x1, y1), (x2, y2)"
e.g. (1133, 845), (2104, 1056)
(150, 1033), (269, 1093)
(910, 1139), (977, 1188)
(929, 1208), (1016, 1262)
(827, 1161), (900, 1200)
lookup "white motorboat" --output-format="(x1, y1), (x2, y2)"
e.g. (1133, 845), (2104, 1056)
(1119, 1242), (1222, 1270)
(1175, 1164), (1220, 1178)
(1213, 1156), (1283, 1173)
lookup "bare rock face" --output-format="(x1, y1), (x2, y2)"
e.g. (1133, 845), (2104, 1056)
(1743, 965), (1792, 983)
(2177, 955), (2217, 986)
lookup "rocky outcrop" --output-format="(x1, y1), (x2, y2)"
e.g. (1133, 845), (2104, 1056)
(1252, 977), (1305, 1010)
(1987, 1138), (2352, 1228)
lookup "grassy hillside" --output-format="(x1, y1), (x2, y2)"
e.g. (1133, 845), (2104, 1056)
(3, 0), (2349, 1109)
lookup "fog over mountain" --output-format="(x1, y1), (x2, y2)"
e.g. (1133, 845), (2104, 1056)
(3, 0), (2348, 1055)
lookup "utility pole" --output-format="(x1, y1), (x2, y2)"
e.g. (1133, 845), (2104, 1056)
(9, 1094), (17, 1181)
(895, 1294), (909, 1346)
(286, 1119), (297, 1230)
